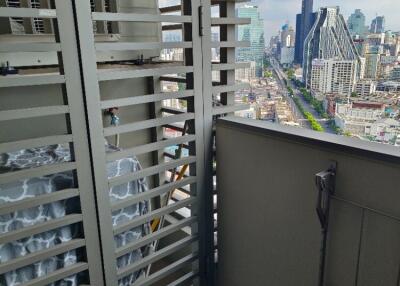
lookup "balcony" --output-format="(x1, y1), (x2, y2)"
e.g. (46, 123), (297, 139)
(216, 116), (400, 286)
(2, 1), (399, 286)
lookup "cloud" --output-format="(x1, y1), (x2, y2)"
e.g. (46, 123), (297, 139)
(248, 0), (400, 43)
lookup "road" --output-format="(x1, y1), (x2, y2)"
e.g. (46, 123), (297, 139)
(269, 57), (336, 134)
(269, 58), (308, 128)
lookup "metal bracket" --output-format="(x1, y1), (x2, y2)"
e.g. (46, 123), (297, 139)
(316, 162), (337, 229)
(315, 162), (337, 286)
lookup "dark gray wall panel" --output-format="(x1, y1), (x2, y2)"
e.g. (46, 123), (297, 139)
(216, 117), (400, 286)
(357, 213), (400, 286)
(325, 200), (363, 286)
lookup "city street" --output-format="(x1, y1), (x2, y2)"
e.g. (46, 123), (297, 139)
(269, 56), (336, 134)
(269, 57), (308, 128)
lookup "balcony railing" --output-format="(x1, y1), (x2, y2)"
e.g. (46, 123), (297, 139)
(216, 116), (400, 286)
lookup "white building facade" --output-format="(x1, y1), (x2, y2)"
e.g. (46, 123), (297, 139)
(310, 59), (358, 96)
(335, 102), (385, 135)
(355, 80), (376, 96)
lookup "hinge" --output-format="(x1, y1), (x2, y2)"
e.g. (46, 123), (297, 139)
(198, 5), (203, 37)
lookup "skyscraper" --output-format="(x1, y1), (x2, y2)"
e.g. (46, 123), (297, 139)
(370, 16), (385, 33)
(281, 24), (295, 48)
(237, 5), (265, 77)
(294, 0), (315, 64)
(280, 24), (295, 66)
(303, 7), (362, 88)
(347, 9), (367, 37)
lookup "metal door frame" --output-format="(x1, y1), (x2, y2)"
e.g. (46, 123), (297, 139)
(0, 1), (104, 284)
(73, 0), (207, 285)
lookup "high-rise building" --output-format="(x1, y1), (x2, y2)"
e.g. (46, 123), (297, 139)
(280, 47), (295, 66)
(384, 30), (395, 45)
(237, 5), (265, 77)
(370, 16), (385, 34)
(393, 36), (400, 56)
(366, 33), (385, 46)
(365, 54), (382, 79)
(310, 59), (358, 96)
(269, 35), (280, 57)
(303, 7), (362, 88)
(294, 0), (315, 65)
(347, 9), (367, 37)
(391, 66), (400, 80)
(280, 24), (295, 66)
(281, 24), (295, 48)
(235, 61), (257, 82)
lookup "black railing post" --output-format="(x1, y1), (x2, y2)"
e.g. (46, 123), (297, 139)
(316, 162), (337, 286)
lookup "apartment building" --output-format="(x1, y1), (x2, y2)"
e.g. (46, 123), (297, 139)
(310, 59), (358, 96)
(355, 80), (377, 96)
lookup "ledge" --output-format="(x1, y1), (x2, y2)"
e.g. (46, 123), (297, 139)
(217, 116), (400, 164)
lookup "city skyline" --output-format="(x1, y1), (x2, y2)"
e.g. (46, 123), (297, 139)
(248, 0), (400, 42)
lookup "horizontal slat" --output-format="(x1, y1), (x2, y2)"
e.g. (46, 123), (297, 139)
(0, 74), (65, 88)
(211, 0), (249, 3)
(211, 41), (250, 48)
(20, 262), (88, 286)
(159, 5), (182, 13)
(211, 17), (251, 25)
(109, 156), (196, 188)
(0, 7), (56, 18)
(0, 188), (79, 216)
(92, 12), (192, 23)
(95, 41), (192, 51)
(133, 254), (197, 286)
(164, 214), (191, 235)
(104, 113), (195, 136)
(111, 176), (196, 212)
(212, 83), (250, 94)
(212, 104), (250, 115)
(114, 197), (196, 235)
(107, 135), (196, 162)
(212, 62), (251, 71)
(0, 214), (82, 245)
(162, 24), (182, 31)
(0, 162), (76, 185)
(159, 75), (187, 83)
(101, 90), (194, 109)
(0, 239), (85, 275)
(0, 105), (69, 122)
(0, 43), (61, 52)
(176, 184), (191, 196)
(117, 235), (197, 280)
(164, 124), (185, 132)
(167, 271), (198, 286)
(0, 135), (73, 154)
(97, 65), (193, 81)
(115, 216), (196, 258)
(161, 107), (186, 115)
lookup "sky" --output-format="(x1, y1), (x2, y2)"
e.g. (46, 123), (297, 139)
(247, 0), (400, 42)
